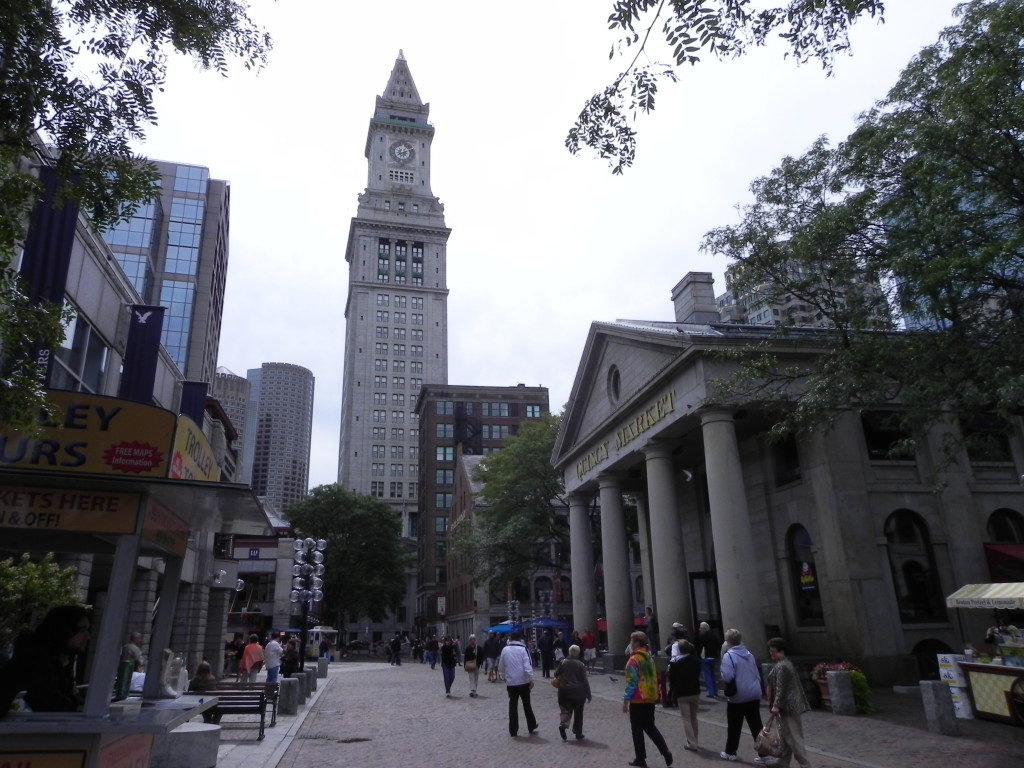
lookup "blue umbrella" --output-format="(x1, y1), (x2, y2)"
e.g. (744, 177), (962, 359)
(484, 621), (519, 633)
(521, 616), (570, 630)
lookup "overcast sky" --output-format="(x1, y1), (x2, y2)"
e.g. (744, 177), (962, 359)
(135, 0), (961, 488)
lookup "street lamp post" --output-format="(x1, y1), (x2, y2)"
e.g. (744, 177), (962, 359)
(290, 537), (326, 671)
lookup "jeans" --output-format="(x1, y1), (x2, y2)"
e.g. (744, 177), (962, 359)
(724, 699), (763, 756)
(266, 666), (280, 683)
(425, 650), (437, 669)
(628, 702), (670, 762)
(506, 683), (537, 735)
(442, 665), (456, 693)
(701, 657), (718, 697)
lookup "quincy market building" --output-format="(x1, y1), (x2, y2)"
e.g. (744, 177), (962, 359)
(551, 272), (1024, 684)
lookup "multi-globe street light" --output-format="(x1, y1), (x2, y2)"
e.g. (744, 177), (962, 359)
(290, 537), (326, 670)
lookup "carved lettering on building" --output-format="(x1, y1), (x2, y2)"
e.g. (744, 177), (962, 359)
(614, 390), (677, 451)
(576, 442), (609, 481)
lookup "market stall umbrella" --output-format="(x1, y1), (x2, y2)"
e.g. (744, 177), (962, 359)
(521, 616), (570, 630)
(485, 621), (519, 633)
(945, 583), (1024, 610)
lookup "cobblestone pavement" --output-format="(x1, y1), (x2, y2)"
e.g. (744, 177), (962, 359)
(260, 661), (1024, 768)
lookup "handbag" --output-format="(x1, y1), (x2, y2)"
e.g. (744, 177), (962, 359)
(724, 678), (737, 697)
(464, 659), (477, 672)
(551, 676), (560, 688)
(756, 714), (785, 758)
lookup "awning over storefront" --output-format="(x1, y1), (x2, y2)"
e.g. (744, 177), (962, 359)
(985, 544), (1024, 583)
(945, 582), (1024, 610)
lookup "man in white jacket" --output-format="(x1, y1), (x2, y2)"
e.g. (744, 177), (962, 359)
(498, 631), (538, 737)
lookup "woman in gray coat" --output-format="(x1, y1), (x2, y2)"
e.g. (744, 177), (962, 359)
(553, 644), (592, 740)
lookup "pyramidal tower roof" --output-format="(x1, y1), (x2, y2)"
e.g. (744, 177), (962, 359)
(374, 50), (428, 123)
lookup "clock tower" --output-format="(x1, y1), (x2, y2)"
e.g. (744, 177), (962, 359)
(338, 51), (450, 548)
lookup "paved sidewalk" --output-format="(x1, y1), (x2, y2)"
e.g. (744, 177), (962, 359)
(219, 661), (1024, 768)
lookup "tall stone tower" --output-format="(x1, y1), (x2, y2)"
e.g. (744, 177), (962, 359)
(338, 51), (450, 541)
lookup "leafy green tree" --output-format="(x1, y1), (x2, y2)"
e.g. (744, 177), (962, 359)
(451, 414), (568, 591)
(0, 1), (271, 429)
(567, 0), (885, 173)
(285, 485), (411, 626)
(0, 553), (82, 652)
(701, 0), (1024, 453)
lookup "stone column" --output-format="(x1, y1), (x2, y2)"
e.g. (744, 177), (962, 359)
(598, 474), (633, 656)
(701, 411), (767, 655)
(643, 442), (693, 640)
(634, 494), (656, 623)
(568, 492), (597, 635)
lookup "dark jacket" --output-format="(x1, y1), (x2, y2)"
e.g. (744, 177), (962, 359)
(483, 636), (500, 659)
(668, 653), (701, 697)
(696, 629), (721, 660)
(463, 643), (483, 666)
(0, 634), (79, 715)
(554, 658), (591, 703)
(440, 643), (459, 668)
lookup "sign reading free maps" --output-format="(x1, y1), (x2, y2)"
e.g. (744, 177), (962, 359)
(0, 390), (174, 478)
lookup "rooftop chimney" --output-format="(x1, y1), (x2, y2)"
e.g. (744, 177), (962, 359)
(671, 272), (720, 324)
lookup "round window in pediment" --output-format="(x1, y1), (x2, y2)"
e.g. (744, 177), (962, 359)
(607, 365), (621, 404)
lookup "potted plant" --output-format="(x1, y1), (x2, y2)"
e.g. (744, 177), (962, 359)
(810, 661), (873, 713)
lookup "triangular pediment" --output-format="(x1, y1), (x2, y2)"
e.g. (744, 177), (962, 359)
(553, 322), (684, 465)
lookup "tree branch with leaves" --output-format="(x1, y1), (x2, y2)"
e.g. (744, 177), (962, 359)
(567, 0), (886, 173)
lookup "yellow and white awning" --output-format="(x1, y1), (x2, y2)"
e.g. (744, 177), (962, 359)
(945, 583), (1024, 610)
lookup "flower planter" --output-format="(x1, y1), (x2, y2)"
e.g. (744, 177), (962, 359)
(817, 679), (832, 711)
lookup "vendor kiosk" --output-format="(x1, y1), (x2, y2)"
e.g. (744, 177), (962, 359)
(0, 392), (272, 767)
(945, 583), (1024, 725)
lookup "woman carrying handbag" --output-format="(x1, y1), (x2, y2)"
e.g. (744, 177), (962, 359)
(766, 637), (812, 768)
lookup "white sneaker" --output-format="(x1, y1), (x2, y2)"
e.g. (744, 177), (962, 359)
(719, 753), (738, 762)
(753, 758), (774, 766)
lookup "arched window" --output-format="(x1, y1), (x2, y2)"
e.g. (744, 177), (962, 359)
(787, 524), (824, 625)
(884, 510), (946, 623)
(988, 508), (1024, 543)
(559, 576), (572, 604)
(533, 576), (553, 602)
(635, 575), (644, 603)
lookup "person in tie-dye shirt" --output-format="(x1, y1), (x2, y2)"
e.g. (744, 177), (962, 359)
(622, 631), (673, 768)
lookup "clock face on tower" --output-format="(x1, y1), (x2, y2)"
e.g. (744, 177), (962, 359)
(389, 140), (415, 164)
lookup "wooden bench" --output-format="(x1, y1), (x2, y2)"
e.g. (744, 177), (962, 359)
(214, 681), (279, 727)
(208, 689), (267, 740)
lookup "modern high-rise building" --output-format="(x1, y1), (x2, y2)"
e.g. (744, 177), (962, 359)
(337, 51), (451, 541)
(243, 362), (315, 515)
(210, 367), (249, 461)
(102, 160), (230, 384)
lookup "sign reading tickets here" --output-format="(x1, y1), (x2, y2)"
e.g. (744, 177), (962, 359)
(0, 390), (174, 478)
(0, 487), (140, 534)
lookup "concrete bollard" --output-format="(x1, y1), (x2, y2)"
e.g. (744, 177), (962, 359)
(827, 670), (856, 716)
(921, 680), (960, 736)
(310, 669), (318, 692)
(279, 677), (299, 715)
(294, 672), (308, 704)
(301, 670), (313, 699)
(318, 657), (329, 678)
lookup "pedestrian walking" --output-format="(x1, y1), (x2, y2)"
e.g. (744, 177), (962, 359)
(389, 633), (403, 666)
(580, 627), (597, 671)
(697, 621), (721, 699)
(264, 632), (283, 683)
(554, 644), (591, 741)
(440, 636), (458, 696)
(238, 634), (264, 683)
(538, 630), (555, 678)
(484, 632), (501, 681)
(463, 634), (483, 697)
(766, 637), (812, 768)
(425, 635), (439, 669)
(719, 628), (763, 762)
(622, 631), (673, 768)
(498, 630), (538, 736)
(667, 639), (701, 751)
